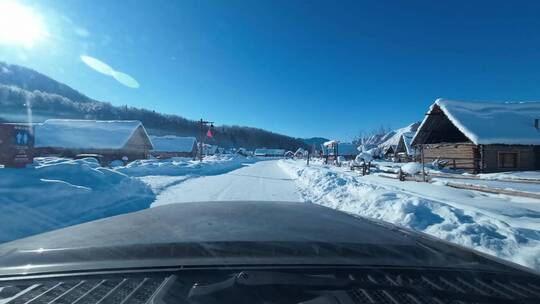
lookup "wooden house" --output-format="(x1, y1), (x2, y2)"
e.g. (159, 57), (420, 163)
(412, 99), (540, 173)
(35, 119), (153, 163)
(284, 151), (294, 158)
(378, 122), (420, 161)
(150, 135), (197, 158)
(294, 148), (307, 158)
(382, 145), (396, 159)
(395, 133), (418, 162)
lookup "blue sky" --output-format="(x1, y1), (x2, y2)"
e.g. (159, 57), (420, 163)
(2, 0), (540, 140)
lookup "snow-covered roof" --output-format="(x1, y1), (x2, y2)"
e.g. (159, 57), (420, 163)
(414, 99), (540, 145)
(378, 122), (420, 152)
(150, 135), (196, 152)
(35, 119), (151, 149)
(294, 148), (306, 155)
(399, 133), (417, 155)
(323, 140), (339, 147)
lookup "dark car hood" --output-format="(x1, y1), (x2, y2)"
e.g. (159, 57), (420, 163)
(0, 201), (533, 276)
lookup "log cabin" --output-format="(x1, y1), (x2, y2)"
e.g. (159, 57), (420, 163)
(412, 99), (540, 173)
(378, 122), (420, 161)
(395, 133), (418, 162)
(35, 119), (153, 164)
(150, 135), (197, 158)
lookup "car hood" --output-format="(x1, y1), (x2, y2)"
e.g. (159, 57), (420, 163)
(0, 201), (532, 276)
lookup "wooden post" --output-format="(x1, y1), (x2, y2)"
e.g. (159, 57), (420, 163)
(334, 143), (338, 166)
(421, 145), (426, 182)
(198, 119), (203, 162)
(197, 118), (214, 162)
(479, 144), (484, 174)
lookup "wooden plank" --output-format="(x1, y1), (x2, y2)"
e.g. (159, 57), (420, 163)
(445, 182), (540, 199)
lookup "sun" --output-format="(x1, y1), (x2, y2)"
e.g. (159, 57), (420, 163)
(0, 1), (48, 48)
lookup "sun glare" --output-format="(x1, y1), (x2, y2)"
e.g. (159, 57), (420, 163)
(0, 1), (48, 48)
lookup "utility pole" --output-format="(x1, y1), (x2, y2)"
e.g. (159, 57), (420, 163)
(198, 118), (214, 162)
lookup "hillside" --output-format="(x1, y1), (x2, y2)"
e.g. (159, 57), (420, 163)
(0, 62), (308, 150)
(0, 62), (91, 103)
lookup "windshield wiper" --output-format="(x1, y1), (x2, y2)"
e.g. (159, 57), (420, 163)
(187, 270), (537, 304)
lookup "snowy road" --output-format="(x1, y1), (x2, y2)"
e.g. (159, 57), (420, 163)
(152, 160), (303, 206)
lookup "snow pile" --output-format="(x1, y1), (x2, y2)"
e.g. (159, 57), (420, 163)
(115, 154), (257, 177)
(0, 157), (154, 243)
(420, 99), (540, 145)
(401, 162), (423, 174)
(35, 119), (150, 149)
(279, 160), (540, 270)
(355, 152), (373, 164)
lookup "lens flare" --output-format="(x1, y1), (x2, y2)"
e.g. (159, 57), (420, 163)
(0, 1), (48, 48)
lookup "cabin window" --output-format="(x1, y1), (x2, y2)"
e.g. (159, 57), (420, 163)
(498, 152), (518, 169)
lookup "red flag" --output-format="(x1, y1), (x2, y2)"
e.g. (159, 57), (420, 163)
(206, 128), (213, 138)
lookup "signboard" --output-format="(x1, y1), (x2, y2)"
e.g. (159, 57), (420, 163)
(0, 124), (34, 168)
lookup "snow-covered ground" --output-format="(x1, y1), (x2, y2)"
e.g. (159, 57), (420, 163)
(433, 177), (540, 194)
(477, 171), (540, 181)
(0, 157), (154, 243)
(152, 160), (301, 206)
(116, 155), (257, 178)
(278, 159), (540, 271)
(0, 155), (257, 242)
(2, 155), (539, 272)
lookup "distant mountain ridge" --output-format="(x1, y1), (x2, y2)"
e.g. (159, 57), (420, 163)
(0, 62), (308, 150)
(0, 62), (91, 103)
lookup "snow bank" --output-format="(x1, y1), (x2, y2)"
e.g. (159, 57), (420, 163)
(433, 177), (540, 194)
(477, 171), (540, 181)
(401, 162), (423, 174)
(115, 154), (257, 177)
(0, 157), (154, 243)
(278, 160), (540, 270)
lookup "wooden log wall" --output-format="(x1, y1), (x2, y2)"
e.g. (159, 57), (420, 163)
(422, 142), (479, 172)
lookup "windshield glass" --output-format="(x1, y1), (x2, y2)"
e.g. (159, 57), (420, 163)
(0, 0), (539, 279)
